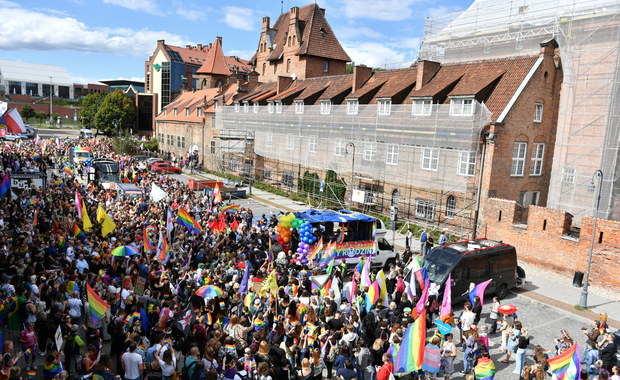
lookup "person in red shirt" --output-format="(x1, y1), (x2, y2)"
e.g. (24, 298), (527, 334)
(377, 353), (394, 380)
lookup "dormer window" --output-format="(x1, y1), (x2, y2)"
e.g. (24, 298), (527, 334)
(294, 100), (304, 114)
(412, 98), (432, 116)
(320, 100), (332, 115)
(164, 108), (167, 116)
(243, 102), (249, 113)
(275, 101), (283, 114)
(450, 97), (474, 116)
(268, 102), (274, 114)
(377, 98), (391, 116)
(347, 99), (359, 115)
(234, 102), (240, 112)
(185, 107), (190, 116)
(323, 61), (329, 73)
(253, 102), (259, 113)
(213, 100), (218, 110)
(197, 108), (203, 117)
(173, 108), (178, 116)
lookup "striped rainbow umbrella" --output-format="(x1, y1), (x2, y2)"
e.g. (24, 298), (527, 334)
(195, 285), (224, 298)
(111, 245), (139, 257)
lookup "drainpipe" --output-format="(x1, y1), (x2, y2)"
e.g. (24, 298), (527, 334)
(472, 131), (490, 239)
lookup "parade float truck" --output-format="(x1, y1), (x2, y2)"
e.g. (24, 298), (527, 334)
(69, 146), (92, 165)
(294, 209), (398, 270)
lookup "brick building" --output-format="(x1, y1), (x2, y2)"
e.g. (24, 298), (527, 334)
(250, 4), (350, 83)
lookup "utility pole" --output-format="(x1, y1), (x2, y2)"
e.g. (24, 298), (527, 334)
(49, 76), (53, 125)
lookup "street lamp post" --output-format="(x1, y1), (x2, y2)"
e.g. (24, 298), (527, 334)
(345, 142), (355, 209)
(49, 76), (53, 125)
(579, 169), (603, 310)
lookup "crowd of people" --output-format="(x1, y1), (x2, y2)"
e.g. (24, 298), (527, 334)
(0, 136), (617, 380)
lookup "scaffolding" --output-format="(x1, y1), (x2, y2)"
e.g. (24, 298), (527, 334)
(215, 102), (492, 237)
(420, 0), (620, 223)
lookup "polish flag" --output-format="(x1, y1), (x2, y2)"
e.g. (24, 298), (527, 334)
(0, 108), (26, 134)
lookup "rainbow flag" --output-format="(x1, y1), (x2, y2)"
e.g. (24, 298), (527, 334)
(254, 318), (267, 330)
(157, 233), (170, 263)
(143, 224), (153, 253)
(74, 222), (86, 241)
(308, 238), (323, 261)
(474, 357), (496, 380)
(177, 207), (202, 233)
(224, 343), (236, 354)
(32, 209), (39, 227)
(206, 313), (213, 325)
(244, 292), (255, 310)
(86, 283), (110, 324)
(365, 280), (380, 313)
(26, 198), (40, 205)
(43, 361), (62, 378)
(220, 204), (240, 213)
(376, 269), (388, 307)
(0, 173), (10, 197)
(63, 166), (73, 176)
(26, 369), (36, 378)
(213, 183), (222, 203)
(548, 344), (580, 380)
(395, 309), (426, 374)
(219, 300), (225, 309)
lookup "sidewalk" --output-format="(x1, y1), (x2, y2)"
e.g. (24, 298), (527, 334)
(187, 169), (620, 327)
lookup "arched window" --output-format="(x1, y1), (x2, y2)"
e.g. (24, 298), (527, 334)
(288, 36), (291, 47)
(286, 59), (291, 73)
(262, 63), (266, 76)
(446, 195), (456, 218)
(391, 189), (399, 207)
(293, 35), (297, 45)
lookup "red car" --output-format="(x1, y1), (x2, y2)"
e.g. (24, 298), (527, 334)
(151, 162), (182, 174)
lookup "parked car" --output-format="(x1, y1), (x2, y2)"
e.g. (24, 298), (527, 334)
(79, 128), (95, 138)
(151, 162), (182, 174)
(146, 158), (165, 169)
(131, 155), (150, 163)
(3, 133), (28, 141)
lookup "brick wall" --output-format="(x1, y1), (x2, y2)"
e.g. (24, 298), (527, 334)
(482, 197), (620, 290)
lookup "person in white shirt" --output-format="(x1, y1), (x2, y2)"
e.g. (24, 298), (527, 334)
(122, 342), (143, 380)
(76, 254), (89, 273)
(67, 292), (83, 322)
(459, 303), (476, 342)
(155, 345), (176, 380)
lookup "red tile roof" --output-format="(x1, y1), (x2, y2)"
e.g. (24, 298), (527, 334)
(267, 4), (350, 63)
(165, 44), (210, 65)
(347, 67), (417, 103)
(236, 82), (277, 103)
(197, 37), (231, 76)
(156, 84), (238, 122)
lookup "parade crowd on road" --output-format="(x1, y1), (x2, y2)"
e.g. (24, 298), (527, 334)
(0, 137), (617, 380)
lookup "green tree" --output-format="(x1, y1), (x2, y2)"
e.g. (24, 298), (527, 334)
(300, 171), (320, 196)
(144, 138), (159, 152)
(112, 132), (138, 155)
(35, 112), (47, 124)
(94, 89), (136, 135)
(50, 112), (60, 125)
(324, 170), (346, 203)
(80, 92), (106, 128)
(20, 105), (35, 122)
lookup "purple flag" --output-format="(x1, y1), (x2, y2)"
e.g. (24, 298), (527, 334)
(416, 278), (430, 315)
(440, 273), (452, 318)
(469, 279), (493, 306)
(238, 260), (251, 294)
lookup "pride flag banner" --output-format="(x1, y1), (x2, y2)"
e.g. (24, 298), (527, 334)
(474, 357), (496, 380)
(469, 279), (493, 306)
(143, 224), (153, 253)
(0, 173), (10, 198)
(177, 207), (202, 233)
(73, 223), (86, 242)
(86, 283), (110, 324)
(395, 309), (426, 374)
(220, 204), (240, 213)
(548, 344), (580, 380)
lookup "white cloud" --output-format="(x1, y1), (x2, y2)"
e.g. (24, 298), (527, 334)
(344, 42), (410, 68)
(102, 0), (164, 16)
(223, 6), (256, 31)
(336, 26), (383, 40)
(226, 49), (255, 61)
(390, 37), (422, 50)
(0, 3), (192, 56)
(337, 0), (421, 21)
(425, 5), (464, 19)
(176, 8), (208, 21)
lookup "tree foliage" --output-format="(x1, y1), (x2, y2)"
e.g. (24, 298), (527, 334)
(94, 89), (136, 135)
(80, 92), (106, 128)
(324, 170), (346, 202)
(20, 105), (35, 122)
(35, 112), (47, 124)
(300, 171), (320, 195)
(111, 131), (138, 155)
(144, 138), (159, 152)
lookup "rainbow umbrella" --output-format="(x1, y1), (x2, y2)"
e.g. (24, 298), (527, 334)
(195, 285), (224, 298)
(111, 245), (139, 257)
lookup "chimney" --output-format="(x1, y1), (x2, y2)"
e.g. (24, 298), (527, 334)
(277, 75), (293, 94)
(352, 66), (373, 94)
(197, 44), (203, 50)
(415, 60), (441, 91)
(157, 39), (165, 45)
(215, 36), (222, 44)
(540, 39), (559, 57)
(247, 72), (259, 93)
(262, 17), (270, 32)
(320, 7), (325, 16)
(290, 6), (299, 23)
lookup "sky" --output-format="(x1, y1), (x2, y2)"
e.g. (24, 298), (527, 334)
(0, 0), (469, 85)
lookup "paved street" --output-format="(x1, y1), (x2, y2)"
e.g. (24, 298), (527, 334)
(35, 127), (80, 139)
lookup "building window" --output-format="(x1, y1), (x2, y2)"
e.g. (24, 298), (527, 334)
(530, 143), (545, 176)
(197, 108), (203, 117)
(412, 99), (432, 116)
(458, 151), (476, 176)
(421, 148), (439, 171)
(265, 133), (273, 147)
(210, 140), (216, 154)
(282, 170), (295, 187)
(263, 168), (272, 180)
(275, 101), (283, 114)
(286, 134), (295, 150)
(511, 142), (528, 176)
(323, 61), (329, 73)
(347, 99), (359, 115)
(450, 97), (474, 116)
(243, 102), (249, 113)
(320, 100), (332, 115)
(253, 103), (259, 113)
(262, 63), (266, 76)
(185, 108), (190, 116)
(391, 189), (399, 207)
(377, 99), (392, 115)
(335, 141), (346, 157)
(534, 103), (544, 122)
(446, 195), (456, 218)
(308, 135), (318, 153)
(386, 144), (399, 165)
(562, 167), (576, 183)
(294, 101), (304, 114)
(415, 199), (435, 222)
(268, 102), (274, 113)
(363, 142), (377, 161)
(164, 109), (167, 116)
(213, 100), (218, 110)
(173, 108), (178, 116)
(286, 59), (291, 73)
(531, 191), (540, 206)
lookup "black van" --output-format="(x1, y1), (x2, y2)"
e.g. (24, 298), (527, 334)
(422, 238), (525, 302)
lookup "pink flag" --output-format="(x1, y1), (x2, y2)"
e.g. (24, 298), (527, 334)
(440, 273), (452, 318)
(75, 190), (82, 219)
(360, 257), (372, 288)
(349, 279), (358, 304)
(469, 279), (493, 306)
(416, 279), (430, 315)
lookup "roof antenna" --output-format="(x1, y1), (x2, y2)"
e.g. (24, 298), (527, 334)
(281, 0), (283, 14)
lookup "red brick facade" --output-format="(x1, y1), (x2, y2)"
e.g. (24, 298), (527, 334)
(482, 197), (620, 290)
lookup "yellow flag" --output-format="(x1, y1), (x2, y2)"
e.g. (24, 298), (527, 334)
(82, 201), (93, 232)
(97, 205), (117, 237)
(260, 270), (278, 297)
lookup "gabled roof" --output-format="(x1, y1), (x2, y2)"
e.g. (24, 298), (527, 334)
(236, 82), (277, 103)
(164, 44), (210, 65)
(347, 67), (417, 103)
(409, 55), (540, 120)
(156, 84), (238, 122)
(197, 37), (231, 76)
(317, 75), (352, 101)
(266, 4), (350, 63)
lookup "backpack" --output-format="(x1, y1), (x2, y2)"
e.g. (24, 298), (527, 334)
(181, 358), (198, 380)
(429, 298), (439, 313)
(326, 340), (339, 362)
(234, 370), (251, 380)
